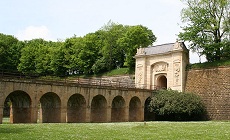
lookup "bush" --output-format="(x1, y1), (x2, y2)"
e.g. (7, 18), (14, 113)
(149, 89), (206, 121)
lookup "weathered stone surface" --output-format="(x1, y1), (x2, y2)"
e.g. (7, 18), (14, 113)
(0, 80), (153, 123)
(185, 67), (230, 120)
(134, 42), (189, 91)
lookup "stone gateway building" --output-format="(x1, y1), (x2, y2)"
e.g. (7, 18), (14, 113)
(134, 42), (189, 91)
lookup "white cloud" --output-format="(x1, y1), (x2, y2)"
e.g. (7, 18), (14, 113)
(16, 26), (53, 41)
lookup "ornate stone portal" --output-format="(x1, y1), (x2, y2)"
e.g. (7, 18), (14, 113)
(134, 42), (189, 91)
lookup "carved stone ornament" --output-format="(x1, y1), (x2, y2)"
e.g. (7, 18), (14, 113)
(136, 48), (145, 55)
(136, 64), (143, 84)
(173, 62), (180, 86)
(153, 63), (168, 73)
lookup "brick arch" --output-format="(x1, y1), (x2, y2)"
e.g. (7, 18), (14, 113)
(4, 90), (32, 123)
(111, 96), (126, 122)
(39, 92), (61, 123)
(91, 94), (107, 122)
(129, 96), (141, 122)
(67, 93), (86, 123)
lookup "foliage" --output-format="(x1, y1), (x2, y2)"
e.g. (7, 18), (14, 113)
(50, 41), (67, 76)
(0, 33), (23, 70)
(99, 22), (127, 71)
(187, 59), (230, 69)
(118, 25), (157, 68)
(61, 21), (156, 75)
(18, 39), (55, 75)
(149, 89), (206, 121)
(179, 0), (230, 62)
(92, 57), (107, 74)
(1, 21), (156, 76)
(1, 122), (230, 139)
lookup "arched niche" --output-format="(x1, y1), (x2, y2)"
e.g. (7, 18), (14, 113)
(111, 96), (126, 122)
(67, 94), (86, 123)
(129, 96), (141, 122)
(91, 95), (107, 122)
(4, 90), (32, 123)
(39, 92), (61, 123)
(156, 74), (167, 89)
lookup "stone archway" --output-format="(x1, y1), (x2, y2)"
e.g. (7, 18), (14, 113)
(91, 95), (107, 122)
(129, 96), (141, 122)
(67, 94), (86, 123)
(39, 92), (61, 123)
(111, 96), (126, 122)
(4, 90), (32, 123)
(157, 75), (167, 89)
(135, 42), (189, 91)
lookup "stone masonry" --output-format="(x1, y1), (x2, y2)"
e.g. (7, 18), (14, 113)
(134, 42), (189, 91)
(185, 66), (230, 120)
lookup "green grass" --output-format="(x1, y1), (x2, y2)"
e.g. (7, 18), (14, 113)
(189, 59), (230, 69)
(101, 67), (134, 76)
(67, 67), (134, 78)
(0, 122), (230, 140)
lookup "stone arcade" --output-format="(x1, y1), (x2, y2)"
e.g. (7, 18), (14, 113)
(0, 79), (153, 123)
(0, 41), (191, 123)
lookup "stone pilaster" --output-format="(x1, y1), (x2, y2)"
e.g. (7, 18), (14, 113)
(107, 106), (111, 122)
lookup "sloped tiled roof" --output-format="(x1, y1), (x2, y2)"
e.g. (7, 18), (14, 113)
(144, 43), (174, 55)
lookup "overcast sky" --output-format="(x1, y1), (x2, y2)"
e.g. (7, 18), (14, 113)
(0, 0), (205, 63)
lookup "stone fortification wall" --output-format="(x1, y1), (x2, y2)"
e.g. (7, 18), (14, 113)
(100, 75), (135, 84)
(185, 66), (230, 120)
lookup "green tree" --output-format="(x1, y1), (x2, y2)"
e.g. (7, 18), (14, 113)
(79, 33), (102, 74)
(118, 25), (156, 68)
(18, 39), (51, 75)
(99, 22), (127, 71)
(63, 36), (84, 75)
(50, 41), (68, 76)
(0, 33), (22, 71)
(179, 0), (230, 62)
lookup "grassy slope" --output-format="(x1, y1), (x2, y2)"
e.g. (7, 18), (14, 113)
(0, 122), (230, 140)
(188, 59), (230, 70)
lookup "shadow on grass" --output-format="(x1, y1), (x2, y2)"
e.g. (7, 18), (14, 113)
(0, 125), (30, 134)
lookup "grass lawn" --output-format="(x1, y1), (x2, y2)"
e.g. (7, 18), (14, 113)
(0, 121), (230, 140)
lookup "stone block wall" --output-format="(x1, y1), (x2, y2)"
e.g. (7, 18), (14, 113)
(185, 66), (230, 120)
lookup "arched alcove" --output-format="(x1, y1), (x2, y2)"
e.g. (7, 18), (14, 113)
(129, 96), (141, 122)
(3, 90), (32, 123)
(39, 92), (61, 123)
(111, 96), (126, 122)
(157, 75), (167, 89)
(67, 94), (86, 123)
(91, 95), (107, 122)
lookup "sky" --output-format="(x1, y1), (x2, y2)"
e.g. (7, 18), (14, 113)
(0, 0), (205, 63)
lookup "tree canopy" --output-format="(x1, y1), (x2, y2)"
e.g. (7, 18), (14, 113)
(179, 0), (230, 62)
(0, 22), (156, 76)
(0, 33), (23, 70)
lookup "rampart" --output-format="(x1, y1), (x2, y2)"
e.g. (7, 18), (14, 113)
(185, 66), (230, 120)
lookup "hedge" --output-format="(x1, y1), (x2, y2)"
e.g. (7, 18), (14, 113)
(149, 89), (206, 121)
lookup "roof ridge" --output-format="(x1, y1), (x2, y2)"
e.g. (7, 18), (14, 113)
(148, 42), (174, 48)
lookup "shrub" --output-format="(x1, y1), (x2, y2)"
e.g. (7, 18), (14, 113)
(149, 89), (206, 121)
